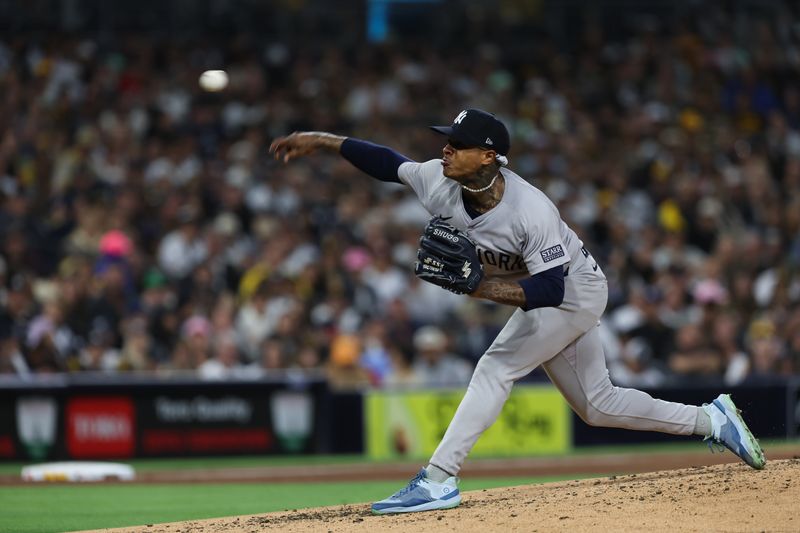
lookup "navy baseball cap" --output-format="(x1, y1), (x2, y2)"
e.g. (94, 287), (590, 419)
(430, 109), (511, 156)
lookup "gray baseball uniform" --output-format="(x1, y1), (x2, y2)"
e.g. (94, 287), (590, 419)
(398, 160), (700, 475)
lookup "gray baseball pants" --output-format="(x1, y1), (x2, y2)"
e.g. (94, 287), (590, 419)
(430, 271), (699, 475)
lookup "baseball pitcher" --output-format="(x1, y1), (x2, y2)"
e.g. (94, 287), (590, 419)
(270, 109), (765, 515)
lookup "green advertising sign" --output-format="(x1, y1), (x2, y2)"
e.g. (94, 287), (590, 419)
(365, 385), (570, 459)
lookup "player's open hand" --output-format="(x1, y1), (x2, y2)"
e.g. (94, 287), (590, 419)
(269, 132), (345, 163)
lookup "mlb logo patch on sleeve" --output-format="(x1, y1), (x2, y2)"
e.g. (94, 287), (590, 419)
(540, 244), (565, 263)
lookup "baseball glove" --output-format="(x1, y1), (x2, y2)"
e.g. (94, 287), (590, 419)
(414, 216), (483, 294)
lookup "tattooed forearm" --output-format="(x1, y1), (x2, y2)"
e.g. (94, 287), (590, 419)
(470, 277), (527, 307)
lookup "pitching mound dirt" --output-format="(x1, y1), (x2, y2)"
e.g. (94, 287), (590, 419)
(95, 458), (799, 532)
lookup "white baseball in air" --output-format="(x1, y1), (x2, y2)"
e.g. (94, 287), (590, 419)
(199, 70), (228, 92)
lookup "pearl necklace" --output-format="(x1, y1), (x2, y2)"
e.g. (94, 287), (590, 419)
(461, 174), (498, 193)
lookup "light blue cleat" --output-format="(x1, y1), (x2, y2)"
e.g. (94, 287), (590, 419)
(703, 394), (766, 470)
(371, 468), (461, 514)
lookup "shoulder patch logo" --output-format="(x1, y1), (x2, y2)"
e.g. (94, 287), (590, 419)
(540, 244), (565, 263)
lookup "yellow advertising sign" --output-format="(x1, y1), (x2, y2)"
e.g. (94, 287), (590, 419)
(365, 385), (570, 459)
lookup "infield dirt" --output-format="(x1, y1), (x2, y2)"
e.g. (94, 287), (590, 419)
(91, 458), (800, 532)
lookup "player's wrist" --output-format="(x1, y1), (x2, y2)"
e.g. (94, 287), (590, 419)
(468, 278), (488, 298)
(311, 132), (346, 151)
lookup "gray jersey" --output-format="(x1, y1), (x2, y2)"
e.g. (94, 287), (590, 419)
(396, 160), (700, 480)
(398, 159), (605, 282)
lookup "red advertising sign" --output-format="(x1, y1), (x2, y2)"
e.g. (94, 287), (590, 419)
(0, 435), (15, 457)
(142, 428), (272, 454)
(66, 397), (135, 458)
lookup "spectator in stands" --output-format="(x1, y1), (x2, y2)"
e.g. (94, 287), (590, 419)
(0, 317), (29, 376)
(383, 346), (422, 388)
(605, 313), (668, 388)
(1, 4), (800, 387)
(327, 334), (370, 390)
(358, 319), (394, 387)
(179, 315), (213, 370)
(360, 240), (409, 307)
(157, 207), (208, 280)
(117, 315), (154, 372)
(198, 331), (246, 380)
(25, 291), (77, 371)
(294, 344), (322, 371)
(711, 311), (750, 386)
(668, 323), (723, 380)
(411, 326), (472, 388)
(742, 317), (787, 384)
(94, 230), (139, 314)
(78, 319), (121, 372)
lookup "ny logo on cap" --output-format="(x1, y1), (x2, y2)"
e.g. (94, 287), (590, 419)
(454, 110), (468, 124)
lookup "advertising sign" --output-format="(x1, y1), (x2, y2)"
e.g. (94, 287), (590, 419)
(270, 391), (314, 452)
(0, 398), (16, 458)
(365, 385), (570, 460)
(0, 379), (328, 460)
(16, 396), (59, 460)
(65, 396), (135, 458)
(138, 393), (273, 455)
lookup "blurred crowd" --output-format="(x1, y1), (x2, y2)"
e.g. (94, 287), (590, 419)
(1, 4), (800, 389)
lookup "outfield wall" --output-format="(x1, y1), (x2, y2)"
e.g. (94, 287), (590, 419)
(0, 375), (797, 461)
(0, 375), (328, 462)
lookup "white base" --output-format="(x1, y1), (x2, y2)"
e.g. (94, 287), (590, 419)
(21, 462), (135, 482)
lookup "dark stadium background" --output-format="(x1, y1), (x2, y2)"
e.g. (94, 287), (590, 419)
(0, 0), (798, 461)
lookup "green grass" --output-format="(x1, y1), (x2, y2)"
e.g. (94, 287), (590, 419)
(0, 475), (581, 533)
(1, 437), (797, 476)
(0, 438), (797, 532)
(0, 454), (366, 476)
